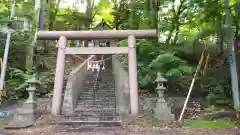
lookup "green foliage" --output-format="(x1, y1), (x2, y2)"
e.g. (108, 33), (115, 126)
(148, 52), (192, 76)
(38, 72), (55, 96)
(201, 63), (233, 107)
(5, 68), (32, 100)
(4, 68), (54, 100)
(118, 39), (192, 90)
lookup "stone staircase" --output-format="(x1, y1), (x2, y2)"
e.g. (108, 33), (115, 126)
(57, 55), (120, 132)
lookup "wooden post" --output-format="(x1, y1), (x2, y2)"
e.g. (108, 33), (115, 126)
(178, 50), (205, 122)
(51, 36), (67, 115)
(0, 57), (4, 103)
(128, 35), (139, 115)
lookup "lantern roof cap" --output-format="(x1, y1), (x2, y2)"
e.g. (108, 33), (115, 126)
(155, 72), (167, 82)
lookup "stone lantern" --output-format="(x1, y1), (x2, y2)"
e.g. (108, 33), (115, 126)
(23, 76), (40, 111)
(155, 72), (167, 102)
(4, 75), (40, 129)
(153, 72), (174, 121)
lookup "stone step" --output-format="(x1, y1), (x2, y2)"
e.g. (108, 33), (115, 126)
(78, 100), (116, 103)
(77, 100), (116, 104)
(55, 121), (121, 132)
(85, 74), (98, 77)
(98, 79), (114, 81)
(87, 82), (114, 85)
(83, 86), (99, 89)
(84, 77), (98, 80)
(79, 95), (116, 98)
(81, 90), (115, 93)
(98, 71), (113, 73)
(79, 97), (116, 101)
(98, 81), (115, 83)
(77, 104), (116, 109)
(97, 84), (115, 87)
(100, 71), (113, 73)
(74, 107), (116, 111)
(95, 88), (115, 90)
(62, 114), (119, 121)
(81, 91), (115, 95)
(77, 105), (116, 109)
(84, 76), (98, 79)
(86, 73), (98, 75)
(96, 87), (115, 90)
(99, 78), (114, 80)
(80, 89), (115, 92)
(83, 88), (115, 92)
(63, 111), (119, 116)
(82, 91), (115, 94)
(99, 72), (113, 74)
(74, 108), (117, 114)
(80, 91), (115, 93)
(97, 85), (115, 87)
(74, 113), (118, 118)
(85, 89), (115, 92)
(83, 81), (97, 85)
(84, 80), (97, 83)
(79, 94), (115, 98)
(99, 75), (113, 77)
(73, 113), (119, 118)
(92, 80), (114, 83)
(77, 101), (116, 106)
(83, 88), (114, 90)
(99, 75), (113, 78)
(98, 75), (114, 78)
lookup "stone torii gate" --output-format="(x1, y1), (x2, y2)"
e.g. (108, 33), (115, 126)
(37, 30), (157, 116)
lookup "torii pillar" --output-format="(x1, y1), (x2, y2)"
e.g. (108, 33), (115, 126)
(128, 35), (138, 115)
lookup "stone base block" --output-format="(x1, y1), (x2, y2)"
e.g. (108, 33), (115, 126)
(22, 102), (36, 110)
(153, 102), (175, 121)
(4, 114), (36, 129)
(153, 112), (175, 121)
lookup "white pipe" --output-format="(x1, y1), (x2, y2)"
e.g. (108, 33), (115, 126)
(0, 0), (16, 90)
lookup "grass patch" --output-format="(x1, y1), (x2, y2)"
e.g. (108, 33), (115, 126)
(183, 120), (236, 129)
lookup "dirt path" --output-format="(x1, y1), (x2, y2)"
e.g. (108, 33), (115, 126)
(2, 124), (240, 135)
(2, 114), (240, 135)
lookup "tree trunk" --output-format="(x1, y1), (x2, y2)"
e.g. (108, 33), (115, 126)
(173, 24), (180, 45)
(165, 27), (174, 45)
(165, 0), (185, 45)
(225, 0), (240, 109)
(39, 5), (47, 30)
(26, 2), (41, 72)
(216, 14), (224, 53)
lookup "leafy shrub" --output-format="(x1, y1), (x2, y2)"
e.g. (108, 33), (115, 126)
(200, 62), (232, 107)
(3, 68), (54, 100)
(5, 68), (32, 100)
(118, 39), (193, 93)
